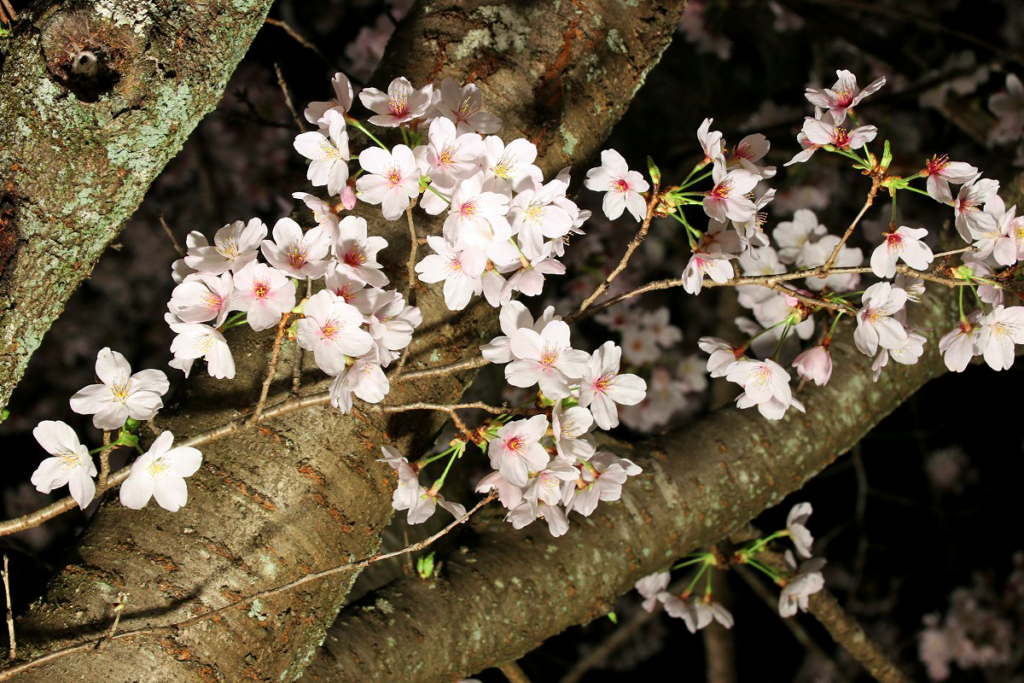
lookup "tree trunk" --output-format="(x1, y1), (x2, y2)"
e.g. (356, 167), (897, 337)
(302, 285), (960, 683)
(0, 0), (278, 413)
(8, 1), (689, 681)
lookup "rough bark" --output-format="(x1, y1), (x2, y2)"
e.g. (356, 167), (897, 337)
(302, 285), (960, 683)
(0, 0), (279, 413)
(7, 1), (688, 681)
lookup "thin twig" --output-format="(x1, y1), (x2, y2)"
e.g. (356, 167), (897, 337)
(394, 355), (491, 382)
(249, 313), (291, 426)
(499, 661), (533, 683)
(157, 214), (185, 257)
(97, 431), (112, 489)
(293, 279), (311, 394)
(576, 187), (660, 315)
(263, 18), (341, 74)
(0, 494), (495, 682)
(821, 179), (879, 272)
(95, 594), (127, 652)
(274, 63), (305, 133)
(2, 555), (14, 662)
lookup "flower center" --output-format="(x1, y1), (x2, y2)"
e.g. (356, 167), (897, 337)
(385, 167), (403, 188)
(832, 127), (851, 148)
(709, 181), (732, 200)
(493, 152), (516, 179)
(203, 291), (223, 312)
(253, 279), (270, 299)
(926, 154), (949, 175)
(593, 373), (612, 394)
(885, 232), (904, 253)
(286, 245), (309, 270)
(321, 320), (340, 340)
(613, 178), (631, 194)
(504, 436), (524, 454)
(388, 94), (409, 117)
(343, 246), (367, 267)
(459, 200), (477, 218)
(110, 378), (132, 402)
(540, 347), (558, 367)
(147, 458), (169, 480)
(833, 88), (854, 107)
(216, 239), (239, 259)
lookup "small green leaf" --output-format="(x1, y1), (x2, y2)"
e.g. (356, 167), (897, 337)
(607, 611), (618, 624)
(416, 551), (436, 580)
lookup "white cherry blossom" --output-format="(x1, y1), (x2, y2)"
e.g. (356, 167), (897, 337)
(356, 145), (421, 221)
(119, 431), (202, 512)
(358, 77), (432, 127)
(184, 218), (266, 275)
(261, 218), (332, 279)
(584, 149), (649, 222)
(70, 348), (169, 430)
(293, 109), (350, 196)
(297, 290), (373, 375)
(31, 421), (97, 510)
(229, 262), (295, 331)
(578, 341), (647, 430)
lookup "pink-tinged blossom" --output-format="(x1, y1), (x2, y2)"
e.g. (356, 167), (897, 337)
(505, 320), (590, 399)
(635, 571), (671, 613)
(584, 149), (650, 222)
(567, 451), (641, 517)
(261, 218), (332, 279)
(870, 225), (934, 278)
(523, 459), (578, 507)
(799, 113), (878, 154)
(552, 402), (596, 462)
(728, 133), (776, 179)
(872, 331), (927, 382)
(641, 307), (683, 348)
(682, 251), (734, 295)
(293, 110), (350, 196)
(356, 145), (421, 221)
(354, 289), (422, 366)
(779, 567), (825, 618)
(500, 243), (566, 300)
(488, 415), (550, 487)
(975, 305), (1024, 371)
(70, 348), (169, 430)
(172, 231), (207, 283)
(506, 499), (570, 537)
(804, 69), (886, 124)
(443, 173), (513, 252)
(184, 218), (266, 275)
(329, 358), (389, 413)
(229, 262), (295, 331)
(922, 155), (978, 204)
(854, 282), (908, 356)
(379, 445), (426, 517)
(119, 431), (201, 512)
(482, 136), (542, 192)
(621, 328), (661, 366)
(697, 336), (743, 377)
(662, 596), (733, 633)
(415, 236), (486, 311)
(697, 118), (723, 164)
(292, 192), (340, 234)
(475, 470), (524, 511)
(333, 215), (390, 288)
(509, 178), (574, 259)
(579, 341), (647, 430)
(168, 320), (235, 380)
(786, 502), (814, 558)
(938, 316), (979, 373)
(774, 209), (827, 264)
(358, 77), (432, 127)
(428, 77), (501, 135)
(168, 272), (233, 327)
(726, 358), (805, 420)
(954, 175), (1000, 242)
(792, 345), (832, 387)
(324, 265), (367, 305)
(31, 421), (97, 510)
(481, 301), (558, 364)
(703, 157), (758, 223)
(973, 195), (1024, 266)
(296, 290), (373, 375)
(418, 116), (484, 186)
(304, 72), (354, 125)
(407, 486), (467, 525)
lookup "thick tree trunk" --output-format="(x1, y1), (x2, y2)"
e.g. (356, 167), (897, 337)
(8, 1), (688, 681)
(0, 0), (277, 413)
(302, 286), (960, 683)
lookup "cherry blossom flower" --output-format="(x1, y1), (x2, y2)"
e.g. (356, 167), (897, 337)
(358, 77), (432, 127)
(584, 149), (650, 222)
(482, 136), (542, 192)
(954, 175), (1000, 242)
(506, 499), (570, 537)
(505, 320), (590, 399)
(31, 421), (97, 510)
(728, 133), (776, 178)
(567, 451), (642, 516)
(804, 69), (886, 124)
(475, 470), (524, 510)
(332, 215), (390, 288)
(354, 288), (421, 366)
(293, 109), (350, 196)
(324, 266), (367, 305)
(500, 244), (567, 300)
(444, 173), (513, 252)
(70, 348), (169, 430)
(168, 272), (233, 327)
(698, 336), (744, 377)
(870, 225), (934, 278)
(792, 345), (832, 387)
(972, 194), (1024, 266)
(939, 317), (979, 373)
(172, 231), (207, 283)
(854, 282), (908, 356)
(703, 157), (759, 223)
(184, 218), (267, 275)
(579, 341), (647, 430)
(620, 328), (661, 366)
(641, 307), (683, 348)
(356, 145), (421, 221)
(779, 564), (825, 617)
(988, 73), (1024, 144)
(799, 235), (863, 293)
(872, 331), (927, 382)
(488, 415), (550, 487)
(260, 218), (332, 279)
(509, 178), (574, 258)
(418, 116), (484, 186)
(329, 358), (389, 413)
(481, 301), (558, 364)
(292, 192), (340, 234)
(229, 262), (296, 331)
(798, 113), (878, 155)
(921, 155), (978, 204)
(975, 305), (1024, 371)
(635, 571), (671, 612)
(786, 502), (814, 558)
(774, 209), (827, 264)
(408, 486), (467, 525)
(415, 236), (486, 311)
(167, 320), (235, 379)
(697, 118), (724, 164)
(119, 431), (202, 512)
(663, 596), (733, 633)
(727, 358), (804, 420)
(297, 290), (373, 375)
(304, 72), (354, 125)
(379, 445), (425, 517)
(552, 401), (596, 462)
(682, 251), (735, 295)
(428, 77), (501, 135)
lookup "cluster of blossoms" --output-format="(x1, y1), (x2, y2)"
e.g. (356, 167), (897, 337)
(633, 502), (826, 633)
(30, 348), (202, 513)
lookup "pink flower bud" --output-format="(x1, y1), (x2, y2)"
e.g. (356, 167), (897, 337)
(341, 184), (357, 210)
(792, 345), (832, 386)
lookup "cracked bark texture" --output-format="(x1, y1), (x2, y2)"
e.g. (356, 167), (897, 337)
(0, 0), (278, 414)
(303, 286), (961, 683)
(8, 0), (689, 681)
